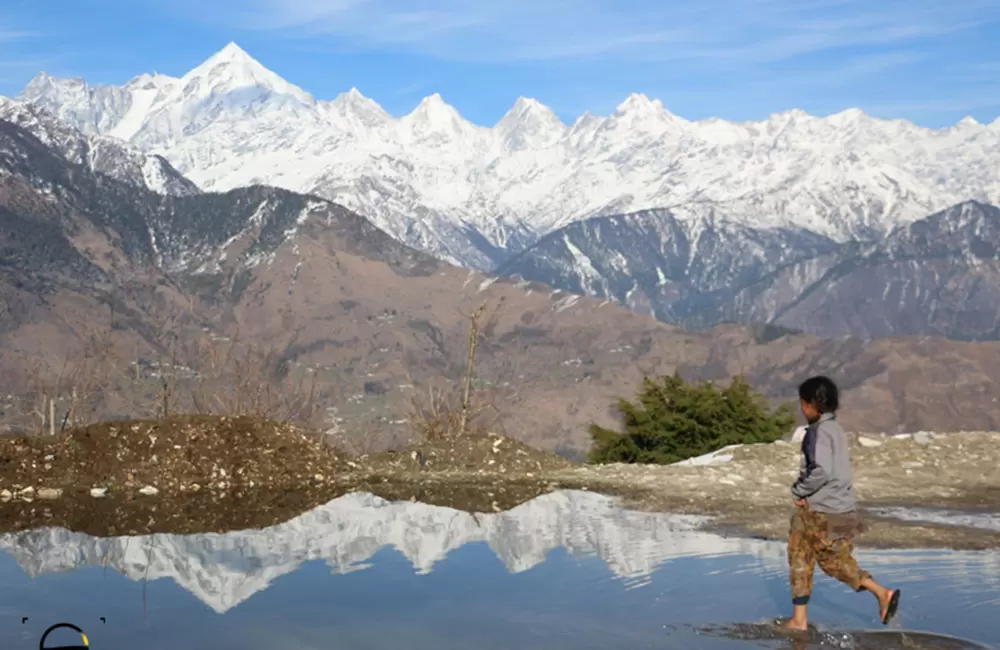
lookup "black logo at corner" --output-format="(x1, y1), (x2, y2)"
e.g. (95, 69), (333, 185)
(39, 623), (89, 650)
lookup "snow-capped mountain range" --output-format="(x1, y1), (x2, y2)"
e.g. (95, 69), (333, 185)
(497, 201), (1000, 339)
(3, 491), (996, 615)
(16, 42), (1000, 271)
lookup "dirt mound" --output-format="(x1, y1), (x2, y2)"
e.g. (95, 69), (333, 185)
(0, 415), (347, 495)
(363, 434), (577, 476)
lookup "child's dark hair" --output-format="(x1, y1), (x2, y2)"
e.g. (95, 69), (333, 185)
(798, 375), (839, 413)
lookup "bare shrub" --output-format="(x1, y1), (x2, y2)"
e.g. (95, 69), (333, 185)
(406, 302), (510, 442)
(407, 381), (468, 441)
(174, 328), (322, 428)
(0, 326), (121, 435)
(321, 426), (394, 457)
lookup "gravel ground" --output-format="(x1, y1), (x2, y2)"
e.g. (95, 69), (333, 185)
(0, 415), (348, 498)
(544, 431), (1000, 550)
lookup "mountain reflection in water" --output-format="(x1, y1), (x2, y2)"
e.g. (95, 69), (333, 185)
(0, 490), (996, 650)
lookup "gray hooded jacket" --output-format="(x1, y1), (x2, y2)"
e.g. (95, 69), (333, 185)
(791, 412), (856, 514)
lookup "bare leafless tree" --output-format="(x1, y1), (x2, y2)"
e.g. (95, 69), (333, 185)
(405, 299), (518, 442)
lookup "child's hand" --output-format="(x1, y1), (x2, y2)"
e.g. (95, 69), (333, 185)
(795, 498), (807, 507)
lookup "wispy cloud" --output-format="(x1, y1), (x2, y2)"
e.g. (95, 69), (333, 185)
(183, 0), (1000, 65)
(867, 97), (1000, 116)
(0, 30), (34, 42)
(389, 78), (431, 98)
(0, 17), (42, 85)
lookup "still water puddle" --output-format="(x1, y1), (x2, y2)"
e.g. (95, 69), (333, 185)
(0, 490), (996, 649)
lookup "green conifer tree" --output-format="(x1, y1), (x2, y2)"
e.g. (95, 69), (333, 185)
(588, 373), (795, 464)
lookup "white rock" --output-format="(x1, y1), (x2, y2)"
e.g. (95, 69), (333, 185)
(90, 487), (108, 498)
(19, 487), (34, 497)
(0, 489), (11, 501)
(37, 487), (62, 500)
(858, 436), (883, 448)
(138, 485), (159, 496)
(673, 445), (740, 467)
(913, 431), (933, 446)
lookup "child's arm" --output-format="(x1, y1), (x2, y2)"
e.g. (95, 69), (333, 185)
(791, 427), (833, 498)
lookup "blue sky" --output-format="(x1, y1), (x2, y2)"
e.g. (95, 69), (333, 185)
(1, 0), (999, 128)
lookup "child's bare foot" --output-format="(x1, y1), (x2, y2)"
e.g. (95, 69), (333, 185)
(781, 618), (809, 632)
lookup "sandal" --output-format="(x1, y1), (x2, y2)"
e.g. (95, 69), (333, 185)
(881, 589), (901, 625)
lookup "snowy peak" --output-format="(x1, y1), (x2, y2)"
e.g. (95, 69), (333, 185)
(180, 42), (315, 105)
(831, 107), (867, 119)
(206, 41), (255, 65)
(21, 72), (79, 98)
(826, 107), (870, 126)
(614, 93), (664, 116)
(408, 93), (460, 122)
(608, 93), (688, 136)
(124, 72), (179, 93)
(401, 93), (481, 143)
(955, 116), (982, 130)
(495, 97), (566, 150)
(18, 73), (132, 137)
(765, 108), (813, 127)
(502, 96), (561, 122)
(325, 87), (391, 131)
(617, 93), (683, 123)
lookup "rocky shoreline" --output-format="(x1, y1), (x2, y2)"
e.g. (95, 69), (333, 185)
(0, 417), (997, 549)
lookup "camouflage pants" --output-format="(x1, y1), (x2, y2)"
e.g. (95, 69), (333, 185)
(788, 506), (872, 605)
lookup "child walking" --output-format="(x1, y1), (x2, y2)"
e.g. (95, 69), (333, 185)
(783, 376), (901, 631)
